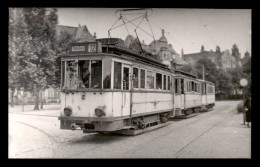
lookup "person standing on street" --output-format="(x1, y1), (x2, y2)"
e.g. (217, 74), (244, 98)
(244, 94), (251, 128)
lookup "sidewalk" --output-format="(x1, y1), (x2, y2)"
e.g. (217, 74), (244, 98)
(8, 104), (60, 117)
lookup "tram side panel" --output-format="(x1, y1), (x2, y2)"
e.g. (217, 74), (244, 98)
(206, 94), (215, 105)
(131, 92), (174, 116)
(184, 93), (202, 109)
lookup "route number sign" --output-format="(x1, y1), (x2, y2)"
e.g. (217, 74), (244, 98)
(88, 43), (96, 52)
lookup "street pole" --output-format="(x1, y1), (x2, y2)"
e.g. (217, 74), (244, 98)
(242, 87), (245, 125)
(240, 78), (248, 125)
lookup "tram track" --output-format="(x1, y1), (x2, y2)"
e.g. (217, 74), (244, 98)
(67, 104), (234, 158)
(16, 121), (59, 158)
(173, 108), (237, 158)
(149, 104), (234, 142)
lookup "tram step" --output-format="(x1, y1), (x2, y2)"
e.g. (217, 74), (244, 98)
(113, 122), (171, 136)
(174, 113), (199, 119)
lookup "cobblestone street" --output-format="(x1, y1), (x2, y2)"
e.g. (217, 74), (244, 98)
(8, 101), (250, 158)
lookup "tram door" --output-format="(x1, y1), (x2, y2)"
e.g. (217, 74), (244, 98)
(122, 65), (131, 116)
(180, 79), (185, 108)
(201, 82), (207, 106)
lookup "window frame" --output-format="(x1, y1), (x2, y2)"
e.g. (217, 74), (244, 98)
(147, 70), (155, 90)
(167, 75), (171, 91)
(113, 61), (122, 90)
(163, 74), (167, 91)
(132, 66), (140, 89)
(140, 68), (146, 90)
(155, 72), (163, 90)
(102, 59), (112, 89)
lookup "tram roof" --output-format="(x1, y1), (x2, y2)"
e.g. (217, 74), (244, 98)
(97, 38), (170, 70)
(196, 79), (215, 85)
(174, 69), (198, 79)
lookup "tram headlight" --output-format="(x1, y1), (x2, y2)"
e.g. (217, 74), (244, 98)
(64, 107), (72, 116)
(95, 105), (106, 117)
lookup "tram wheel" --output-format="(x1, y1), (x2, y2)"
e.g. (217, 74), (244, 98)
(184, 109), (192, 115)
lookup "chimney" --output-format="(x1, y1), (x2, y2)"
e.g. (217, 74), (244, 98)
(94, 32), (96, 38)
(162, 29), (165, 36)
(78, 23), (81, 27)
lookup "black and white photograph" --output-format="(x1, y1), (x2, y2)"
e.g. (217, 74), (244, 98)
(8, 8), (251, 159)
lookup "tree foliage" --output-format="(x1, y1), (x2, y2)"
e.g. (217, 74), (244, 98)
(9, 8), (59, 109)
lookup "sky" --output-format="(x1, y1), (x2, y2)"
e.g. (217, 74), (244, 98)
(57, 8), (251, 57)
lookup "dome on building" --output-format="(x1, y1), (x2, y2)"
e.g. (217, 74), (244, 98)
(159, 29), (167, 43)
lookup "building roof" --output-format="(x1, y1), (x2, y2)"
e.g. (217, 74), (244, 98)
(56, 24), (96, 42)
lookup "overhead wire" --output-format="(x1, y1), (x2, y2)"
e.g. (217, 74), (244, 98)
(122, 16), (154, 39)
(149, 19), (183, 48)
(191, 9), (217, 47)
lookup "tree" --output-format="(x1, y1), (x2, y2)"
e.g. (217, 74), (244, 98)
(201, 45), (204, 52)
(176, 64), (197, 76)
(181, 48), (184, 57)
(9, 8), (37, 106)
(216, 69), (233, 95)
(216, 45), (221, 53)
(21, 8), (58, 110)
(231, 44), (241, 59)
(54, 31), (74, 88)
(194, 58), (218, 83)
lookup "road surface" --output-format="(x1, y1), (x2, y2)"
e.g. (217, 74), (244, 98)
(8, 101), (251, 158)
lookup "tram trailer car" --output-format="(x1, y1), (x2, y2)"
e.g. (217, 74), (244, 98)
(58, 38), (215, 135)
(173, 73), (215, 116)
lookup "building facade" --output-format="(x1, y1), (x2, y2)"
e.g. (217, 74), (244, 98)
(182, 48), (242, 71)
(125, 29), (188, 69)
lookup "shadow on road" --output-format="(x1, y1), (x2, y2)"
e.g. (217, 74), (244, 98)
(68, 133), (129, 145)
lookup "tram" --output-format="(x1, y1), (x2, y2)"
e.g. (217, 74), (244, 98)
(58, 38), (215, 135)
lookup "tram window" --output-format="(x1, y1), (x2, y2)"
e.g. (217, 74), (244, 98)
(114, 62), (122, 89)
(133, 67), (139, 88)
(187, 81), (189, 92)
(163, 75), (167, 90)
(175, 79), (181, 93)
(123, 67), (130, 90)
(61, 61), (65, 88)
(78, 60), (90, 88)
(181, 79), (184, 94)
(140, 69), (145, 89)
(91, 60), (102, 89)
(147, 71), (155, 89)
(175, 79), (178, 93)
(167, 76), (170, 90)
(103, 60), (111, 89)
(64, 60), (78, 89)
(191, 81), (195, 91)
(156, 73), (162, 90)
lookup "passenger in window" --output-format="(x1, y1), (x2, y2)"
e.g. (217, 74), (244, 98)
(82, 68), (90, 87)
(64, 66), (77, 89)
(75, 78), (85, 89)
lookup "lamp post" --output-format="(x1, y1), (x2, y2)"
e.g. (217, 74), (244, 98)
(240, 78), (248, 125)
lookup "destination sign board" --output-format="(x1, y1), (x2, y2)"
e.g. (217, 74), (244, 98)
(69, 42), (101, 54)
(71, 45), (86, 52)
